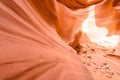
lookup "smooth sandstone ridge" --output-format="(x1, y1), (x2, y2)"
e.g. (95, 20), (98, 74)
(0, 0), (120, 80)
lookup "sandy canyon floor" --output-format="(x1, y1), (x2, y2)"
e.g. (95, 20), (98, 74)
(77, 42), (120, 80)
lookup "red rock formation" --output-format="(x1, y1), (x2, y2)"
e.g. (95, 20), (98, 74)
(57, 0), (120, 36)
(0, 0), (120, 80)
(95, 0), (120, 35)
(0, 0), (94, 80)
(57, 0), (102, 10)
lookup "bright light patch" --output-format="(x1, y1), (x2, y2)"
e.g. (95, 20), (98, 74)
(82, 5), (120, 48)
(87, 0), (94, 2)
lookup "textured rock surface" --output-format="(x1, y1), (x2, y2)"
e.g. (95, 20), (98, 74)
(79, 42), (120, 80)
(0, 0), (94, 80)
(0, 0), (120, 80)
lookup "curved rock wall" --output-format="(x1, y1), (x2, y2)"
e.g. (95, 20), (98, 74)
(0, 0), (120, 80)
(0, 0), (94, 80)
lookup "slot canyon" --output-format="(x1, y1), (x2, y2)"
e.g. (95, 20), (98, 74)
(0, 0), (120, 80)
